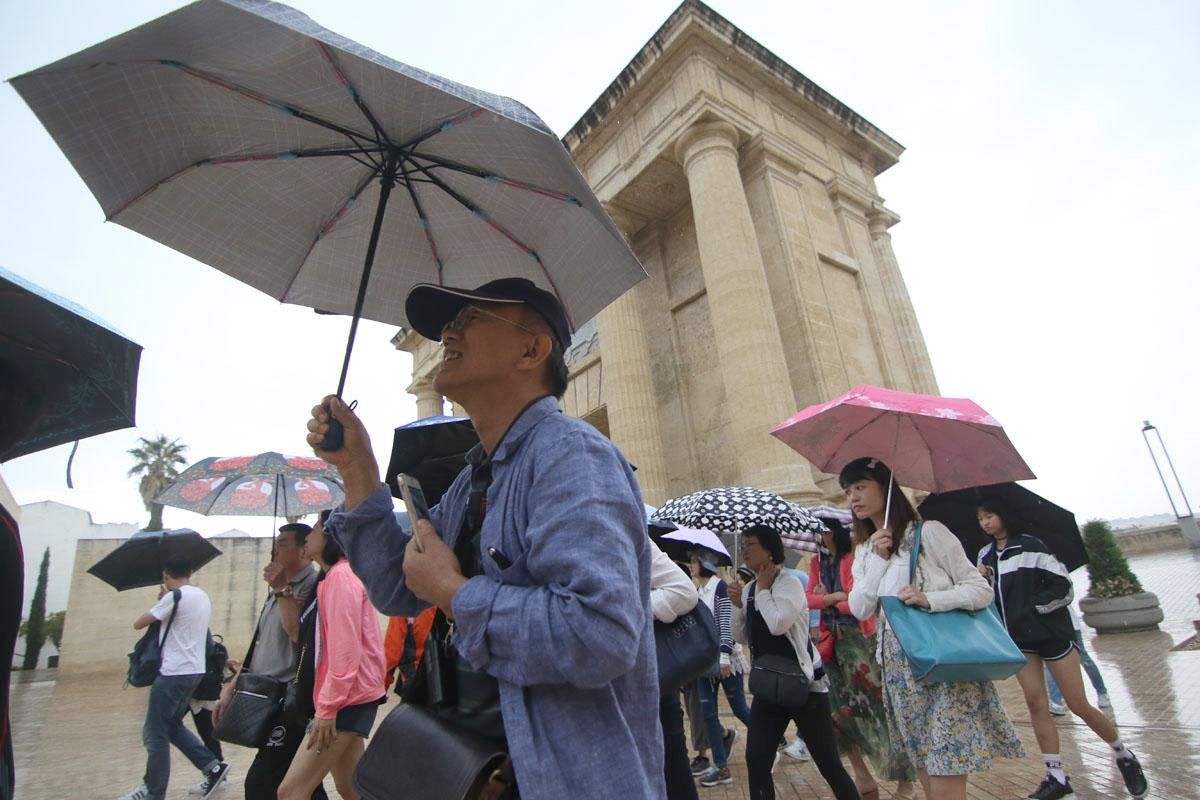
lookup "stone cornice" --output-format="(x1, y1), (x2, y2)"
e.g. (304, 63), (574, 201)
(564, 0), (903, 172)
(825, 175), (878, 215)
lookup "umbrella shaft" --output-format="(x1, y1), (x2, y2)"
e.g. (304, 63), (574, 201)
(336, 156), (400, 396)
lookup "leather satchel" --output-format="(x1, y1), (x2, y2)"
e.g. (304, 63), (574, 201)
(748, 653), (811, 708)
(353, 704), (514, 800)
(654, 601), (720, 691)
(880, 523), (1026, 683)
(212, 670), (287, 747)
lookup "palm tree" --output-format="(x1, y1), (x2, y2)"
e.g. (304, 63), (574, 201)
(128, 435), (188, 530)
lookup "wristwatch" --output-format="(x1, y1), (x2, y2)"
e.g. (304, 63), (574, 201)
(273, 585), (295, 599)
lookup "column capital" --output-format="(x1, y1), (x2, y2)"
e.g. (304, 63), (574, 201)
(673, 119), (741, 170)
(867, 203), (901, 238)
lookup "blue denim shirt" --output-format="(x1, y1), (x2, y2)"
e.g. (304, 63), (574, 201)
(328, 397), (665, 800)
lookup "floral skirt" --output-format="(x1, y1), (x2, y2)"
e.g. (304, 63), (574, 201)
(880, 625), (1024, 776)
(826, 625), (915, 781)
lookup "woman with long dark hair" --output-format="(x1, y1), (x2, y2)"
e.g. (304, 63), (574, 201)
(975, 496), (1146, 799)
(278, 512), (385, 800)
(730, 524), (858, 800)
(808, 518), (915, 799)
(842, 458), (1022, 800)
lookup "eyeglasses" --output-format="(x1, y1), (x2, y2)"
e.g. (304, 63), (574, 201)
(440, 304), (544, 340)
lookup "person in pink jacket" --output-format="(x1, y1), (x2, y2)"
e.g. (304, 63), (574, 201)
(279, 510), (385, 800)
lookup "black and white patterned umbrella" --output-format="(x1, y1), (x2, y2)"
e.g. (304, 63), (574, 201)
(653, 487), (824, 554)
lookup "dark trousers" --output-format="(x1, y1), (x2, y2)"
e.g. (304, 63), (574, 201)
(745, 692), (858, 800)
(143, 674), (219, 800)
(244, 715), (329, 800)
(660, 691), (699, 800)
(190, 708), (222, 762)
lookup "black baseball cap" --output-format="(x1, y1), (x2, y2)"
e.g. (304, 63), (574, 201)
(405, 278), (571, 350)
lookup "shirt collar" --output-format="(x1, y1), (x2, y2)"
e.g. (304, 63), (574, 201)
(465, 395), (561, 467)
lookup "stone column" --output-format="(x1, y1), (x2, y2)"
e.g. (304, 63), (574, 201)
(867, 208), (939, 395)
(674, 120), (821, 501)
(410, 379), (444, 419)
(595, 207), (672, 505)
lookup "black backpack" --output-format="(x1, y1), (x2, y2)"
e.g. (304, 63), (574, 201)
(127, 589), (180, 687)
(193, 632), (229, 701)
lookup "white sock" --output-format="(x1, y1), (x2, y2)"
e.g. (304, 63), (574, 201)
(1110, 739), (1132, 760)
(1043, 754), (1068, 784)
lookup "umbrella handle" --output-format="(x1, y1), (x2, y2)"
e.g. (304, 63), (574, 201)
(883, 478), (893, 531)
(320, 409), (345, 451)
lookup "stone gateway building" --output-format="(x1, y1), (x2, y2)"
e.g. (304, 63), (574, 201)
(396, 0), (939, 506)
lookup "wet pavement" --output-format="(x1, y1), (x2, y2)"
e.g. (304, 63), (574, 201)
(11, 547), (1200, 799)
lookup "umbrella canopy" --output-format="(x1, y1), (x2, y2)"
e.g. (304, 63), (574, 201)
(11, 0), (646, 395)
(772, 383), (1035, 494)
(659, 527), (732, 566)
(653, 487), (825, 554)
(919, 483), (1088, 571)
(385, 415), (477, 507)
(154, 451), (343, 516)
(0, 265), (142, 461)
(88, 528), (222, 591)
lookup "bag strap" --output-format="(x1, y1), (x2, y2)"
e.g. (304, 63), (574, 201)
(159, 588), (181, 646)
(907, 522), (925, 585)
(241, 591), (273, 671)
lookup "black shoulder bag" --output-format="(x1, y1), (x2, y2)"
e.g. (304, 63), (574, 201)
(746, 581), (823, 709)
(213, 593), (289, 748)
(127, 589), (180, 687)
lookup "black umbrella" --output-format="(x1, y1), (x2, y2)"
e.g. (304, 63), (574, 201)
(919, 483), (1088, 571)
(385, 415), (478, 507)
(0, 265), (142, 462)
(88, 528), (222, 591)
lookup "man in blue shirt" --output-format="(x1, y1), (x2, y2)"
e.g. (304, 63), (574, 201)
(306, 278), (664, 800)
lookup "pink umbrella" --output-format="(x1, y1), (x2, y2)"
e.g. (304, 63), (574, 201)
(771, 384), (1034, 495)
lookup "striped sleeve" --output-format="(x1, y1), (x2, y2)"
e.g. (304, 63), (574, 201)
(714, 580), (734, 655)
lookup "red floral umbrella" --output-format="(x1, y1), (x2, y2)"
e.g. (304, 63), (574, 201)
(154, 452), (343, 517)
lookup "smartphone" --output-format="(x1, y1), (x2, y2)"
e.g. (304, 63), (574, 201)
(398, 473), (431, 552)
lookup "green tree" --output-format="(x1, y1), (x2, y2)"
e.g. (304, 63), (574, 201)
(1082, 519), (1144, 599)
(128, 435), (188, 531)
(46, 610), (66, 651)
(21, 547), (49, 670)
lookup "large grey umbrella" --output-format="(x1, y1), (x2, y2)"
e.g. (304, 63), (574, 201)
(10, 0), (645, 426)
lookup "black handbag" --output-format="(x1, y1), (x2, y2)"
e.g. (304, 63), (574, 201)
(654, 600), (720, 691)
(748, 654), (810, 708)
(353, 704), (514, 800)
(212, 670), (287, 747)
(126, 589), (180, 687)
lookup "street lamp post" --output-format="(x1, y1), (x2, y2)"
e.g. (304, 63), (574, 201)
(1141, 420), (1200, 548)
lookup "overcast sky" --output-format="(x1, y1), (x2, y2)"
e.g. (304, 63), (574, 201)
(1, 0), (1197, 536)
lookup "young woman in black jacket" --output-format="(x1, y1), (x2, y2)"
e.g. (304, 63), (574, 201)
(975, 496), (1146, 800)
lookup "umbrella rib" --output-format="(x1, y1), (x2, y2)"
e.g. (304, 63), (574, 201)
(313, 41), (392, 147)
(398, 108), (489, 152)
(401, 156), (575, 330)
(398, 160), (445, 285)
(160, 61), (381, 150)
(282, 166), (385, 301)
(407, 152), (582, 205)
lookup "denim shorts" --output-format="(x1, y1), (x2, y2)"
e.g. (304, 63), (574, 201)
(307, 698), (383, 738)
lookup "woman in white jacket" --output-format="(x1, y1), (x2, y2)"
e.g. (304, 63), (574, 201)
(842, 458), (1022, 800)
(650, 540), (702, 800)
(730, 525), (858, 800)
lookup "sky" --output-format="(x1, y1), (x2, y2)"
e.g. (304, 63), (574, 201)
(1, 0), (1197, 537)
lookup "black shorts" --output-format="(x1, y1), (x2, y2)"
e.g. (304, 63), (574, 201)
(1020, 639), (1077, 661)
(308, 698), (383, 738)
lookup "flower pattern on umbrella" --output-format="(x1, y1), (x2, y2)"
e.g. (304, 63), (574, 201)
(154, 451), (343, 516)
(652, 486), (824, 553)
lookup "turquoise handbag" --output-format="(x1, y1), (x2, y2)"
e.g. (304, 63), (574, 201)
(880, 523), (1026, 683)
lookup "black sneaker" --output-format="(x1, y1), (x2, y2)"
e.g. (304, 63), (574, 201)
(689, 756), (710, 777)
(199, 762), (231, 800)
(722, 728), (738, 754)
(1117, 752), (1148, 798)
(1028, 775), (1073, 800)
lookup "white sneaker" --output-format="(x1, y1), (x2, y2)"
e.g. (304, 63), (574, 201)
(1048, 701), (1068, 716)
(117, 785), (150, 800)
(1097, 693), (1112, 709)
(783, 739), (811, 761)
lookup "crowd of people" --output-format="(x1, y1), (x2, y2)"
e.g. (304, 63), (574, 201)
(105, 276), (1149, 800)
